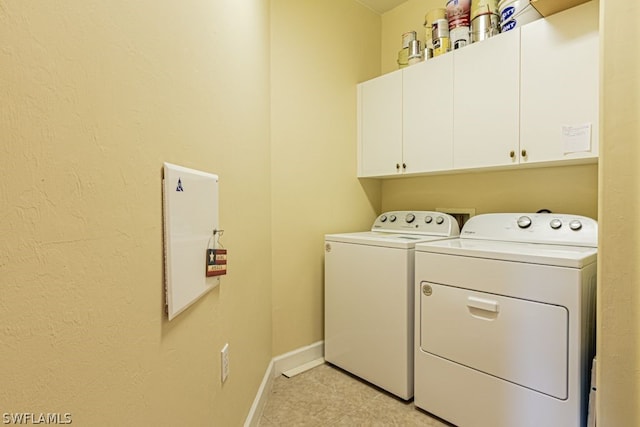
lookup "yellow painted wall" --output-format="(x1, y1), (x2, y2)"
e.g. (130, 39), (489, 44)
(382, 165), (598, 218)
(598, 0), (640, 425)
(1, 0), (271, 425)
(270, 0), (382, 355)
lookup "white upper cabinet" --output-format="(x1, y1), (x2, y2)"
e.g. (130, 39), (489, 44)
(357, 57), (454, 178)
(403, 54), (454, 173)
(453, 29), (521, 170)
(357, 2), (599, 178)
(520, 1), (599, 165)
(358, 70), (403, 177)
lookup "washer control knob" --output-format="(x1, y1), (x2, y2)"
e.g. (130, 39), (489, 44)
(379, 215), (387, 223)
(436, 216), (444, 225)
(405, 213), (416, 224)
(425, 216), (433, 224)
(389, 215), (397, 222)
(569, 220), (583, 231)
(550, 219), (562, 229)
(517, 216), (532, 229)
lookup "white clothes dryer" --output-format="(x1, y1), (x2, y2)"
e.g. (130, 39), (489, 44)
(414, 213), (597, 427)
(324, 211), (460, 400)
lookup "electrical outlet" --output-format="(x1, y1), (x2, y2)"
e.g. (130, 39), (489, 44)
(221, 343), (230, 383)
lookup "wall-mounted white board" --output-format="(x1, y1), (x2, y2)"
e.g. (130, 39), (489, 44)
(162, 163), (219, 320)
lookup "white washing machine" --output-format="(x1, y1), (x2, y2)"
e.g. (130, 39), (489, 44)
(324, 211), (460, 400)
(414, 213), (597, 427)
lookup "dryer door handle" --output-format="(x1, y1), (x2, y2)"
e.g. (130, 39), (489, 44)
(467, 296), (500, 313)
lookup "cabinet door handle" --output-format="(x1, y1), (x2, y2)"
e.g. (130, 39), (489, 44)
(402, 163), (407, 170)
(509, 150), (515, 159)
(396, 163), (400, 170)
(521, 149), (527, 157)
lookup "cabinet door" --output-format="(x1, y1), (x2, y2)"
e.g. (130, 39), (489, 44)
(520, 2), (599, 164)
(453, 30), (521, 170)
(403, 55), (454, 173)
(358, 71), (403, 177)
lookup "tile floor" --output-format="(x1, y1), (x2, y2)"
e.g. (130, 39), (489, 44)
(257, 363), (454, 426)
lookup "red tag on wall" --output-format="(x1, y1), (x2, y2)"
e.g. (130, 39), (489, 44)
(206, 249), (227, 277)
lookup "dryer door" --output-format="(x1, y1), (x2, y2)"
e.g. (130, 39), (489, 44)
(419, 282), (569, 399)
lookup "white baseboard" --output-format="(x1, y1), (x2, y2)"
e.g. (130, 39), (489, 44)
(243, 359), (275, 427)
(244, 341), (324, 426)
(273, 340), (324, 376)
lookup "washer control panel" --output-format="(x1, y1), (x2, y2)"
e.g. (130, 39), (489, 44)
(462, 213), (597, 247)
(373, 211), (460, 236)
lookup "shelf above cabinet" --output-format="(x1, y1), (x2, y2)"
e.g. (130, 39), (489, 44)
(530, 0), (591, 17)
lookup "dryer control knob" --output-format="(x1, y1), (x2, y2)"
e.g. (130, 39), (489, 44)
(424, 216), (433, 224)
(405, 213), (416, 223)
(389, 215), (397, 222)
(569, 220), (583, 231)
(517, 216), (532, 229)
(550, 219), (562, 229)
(380, 215), (388, 223)
(436, 216), (444, 225)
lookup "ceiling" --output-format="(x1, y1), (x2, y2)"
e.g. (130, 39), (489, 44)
(356, 0), (407, 14)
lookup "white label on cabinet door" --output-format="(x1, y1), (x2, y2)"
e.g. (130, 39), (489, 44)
(562, 123), (592, 154)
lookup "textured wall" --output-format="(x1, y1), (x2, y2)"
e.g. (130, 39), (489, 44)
(0, 0), (272, 425)
(270, 0), (382, 355)
(598, 0), (640, 425)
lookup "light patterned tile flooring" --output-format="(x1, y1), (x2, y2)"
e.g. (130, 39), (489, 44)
(257, 363), (454, 427)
